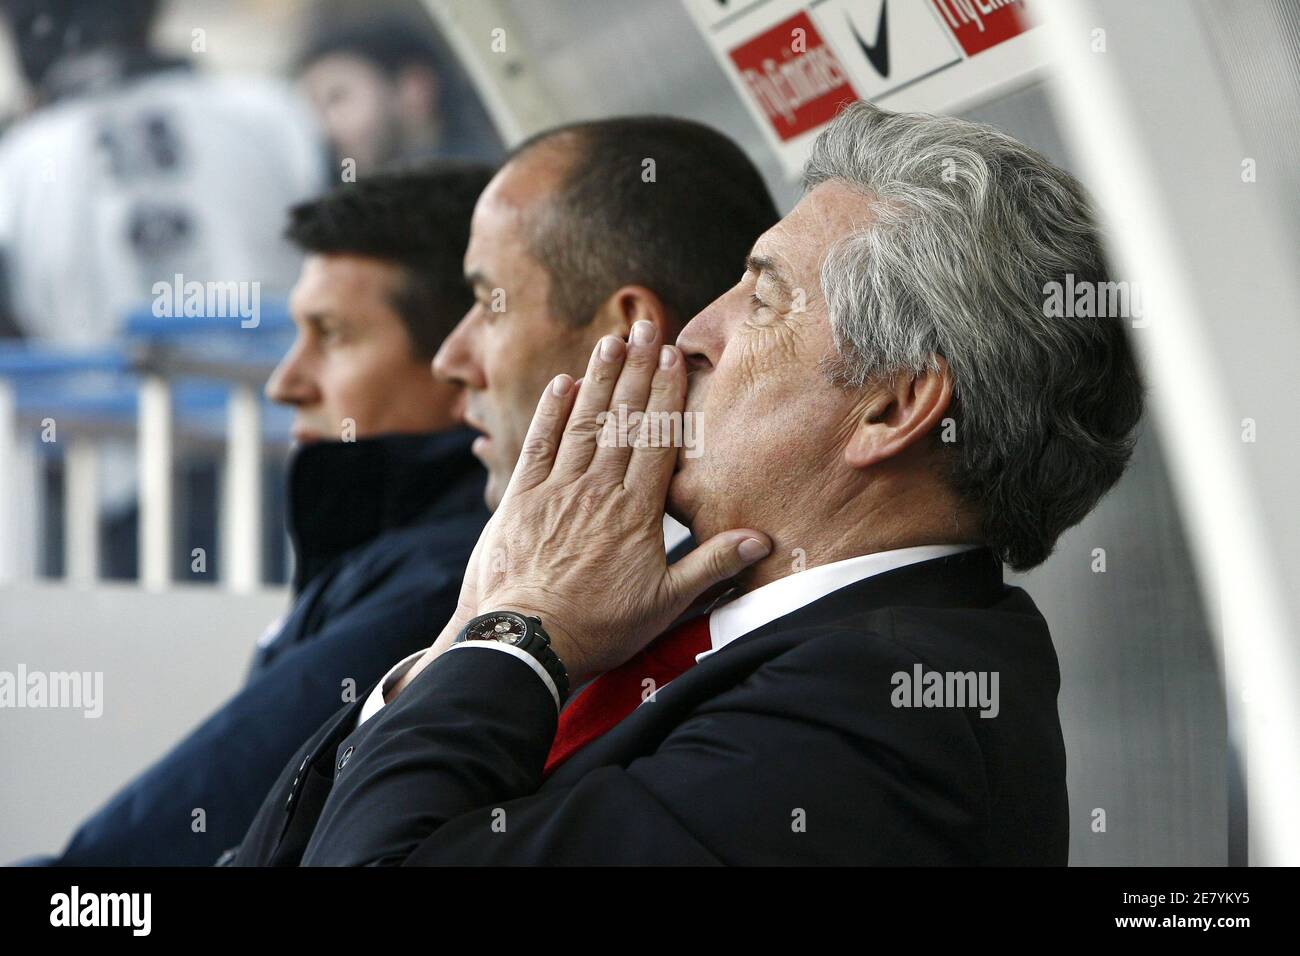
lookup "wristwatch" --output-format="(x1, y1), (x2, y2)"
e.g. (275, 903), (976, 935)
(454, 611), (570, 704)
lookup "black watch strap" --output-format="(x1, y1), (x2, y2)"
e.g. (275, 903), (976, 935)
(517, 616), (570, 705)
(456, 611), (570, 704)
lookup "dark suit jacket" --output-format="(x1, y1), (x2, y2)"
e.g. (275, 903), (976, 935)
(51, 430), (488, 866)
(229, 547), (1068, 866)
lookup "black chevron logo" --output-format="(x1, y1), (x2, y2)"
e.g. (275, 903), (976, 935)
(850, 0), (890, 78)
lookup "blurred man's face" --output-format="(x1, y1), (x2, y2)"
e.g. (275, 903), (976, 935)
(670, 182), (874, 542)
(299, 53), (402, 174)
(432, 149), (599, 510)
(267, 254), (458, 443)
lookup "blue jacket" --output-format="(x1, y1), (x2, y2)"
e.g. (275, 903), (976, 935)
(51, 429), (488, 866)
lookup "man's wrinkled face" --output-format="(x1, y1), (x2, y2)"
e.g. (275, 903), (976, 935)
(670, 182), (875, 542)
(299, 54), (400, 174)
(433, 151), (594, 510)
(267, 254), (458, 443)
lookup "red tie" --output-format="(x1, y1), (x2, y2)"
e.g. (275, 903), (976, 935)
(543, 613), (712, 777)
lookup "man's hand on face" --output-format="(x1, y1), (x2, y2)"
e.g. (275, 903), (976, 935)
(391, 319), (771, 698)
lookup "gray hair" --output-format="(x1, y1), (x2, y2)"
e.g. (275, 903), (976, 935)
(804, 102), (1144, 571)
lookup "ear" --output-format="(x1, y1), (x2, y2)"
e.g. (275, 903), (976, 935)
(591, 285), (677, 342)
(844, 356), (954, 470)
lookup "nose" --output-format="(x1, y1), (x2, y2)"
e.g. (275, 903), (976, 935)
(264, 338), (319, 407)
(432, 311), (486, 390)
(676, 288), (734, 373)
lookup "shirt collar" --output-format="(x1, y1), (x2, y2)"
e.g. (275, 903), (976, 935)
(699, 543), (983, 663)
(662, 514), (692, 554)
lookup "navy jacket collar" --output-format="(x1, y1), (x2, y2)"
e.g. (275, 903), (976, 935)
(286, 429), (484, 593)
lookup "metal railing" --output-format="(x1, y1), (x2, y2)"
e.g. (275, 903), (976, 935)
(0, 303), (294, 593)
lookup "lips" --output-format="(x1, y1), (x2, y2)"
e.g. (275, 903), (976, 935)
(462, 413), (489, 441)
(461, 412), (492, 459)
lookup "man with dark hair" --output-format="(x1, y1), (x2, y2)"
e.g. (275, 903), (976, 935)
(42, 164), (493, 866)
(436, 115), (781, 509)
(296, 14), (502, 176)
(267, 163), (492, 438)
(283, 164), (484, 359)
(511, 117), (779, 328)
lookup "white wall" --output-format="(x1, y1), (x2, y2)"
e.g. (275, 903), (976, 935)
(0, 583), (288, 862)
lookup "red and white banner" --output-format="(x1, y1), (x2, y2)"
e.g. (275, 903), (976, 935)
(727, 11), (859, 142)
(683, 0), (1042, 176)
(930, 0), (1030, 56)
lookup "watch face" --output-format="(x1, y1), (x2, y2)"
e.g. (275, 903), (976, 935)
(468, 613), (527, 645)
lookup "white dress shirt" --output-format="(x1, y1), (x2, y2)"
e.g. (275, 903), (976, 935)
(357, 537), (980, 728)
(699, 543), (981, 662)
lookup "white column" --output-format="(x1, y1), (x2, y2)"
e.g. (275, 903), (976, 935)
(63, 435), (99, 585)
(138, 375), (173, 590)
(1040, 0), (1300, 864)
(422, 0), (561, 144)
(220, 382), (263, 592)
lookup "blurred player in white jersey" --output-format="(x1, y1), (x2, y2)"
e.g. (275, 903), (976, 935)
(0, 0), (327, 344)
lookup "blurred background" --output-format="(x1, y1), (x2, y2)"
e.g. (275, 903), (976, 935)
(1, 0), (1298, 866)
